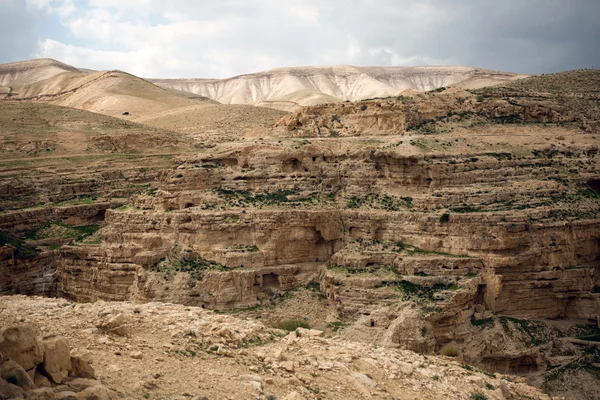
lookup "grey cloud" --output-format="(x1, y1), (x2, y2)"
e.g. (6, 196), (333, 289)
(0, 0), (43, 63)
(1, 0), (599, 77)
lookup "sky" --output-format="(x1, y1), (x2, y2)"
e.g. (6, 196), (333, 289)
(1, 0), (599, 79)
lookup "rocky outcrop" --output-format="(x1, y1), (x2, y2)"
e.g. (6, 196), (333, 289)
(276, 87), (578, 137)
(0, 249), (57, 297)
(0, 323), (113, 400)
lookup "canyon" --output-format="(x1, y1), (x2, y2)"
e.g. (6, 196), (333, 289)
(0, 59), (599, 399)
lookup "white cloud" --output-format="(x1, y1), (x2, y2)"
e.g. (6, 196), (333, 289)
(3, 0), (600, 76)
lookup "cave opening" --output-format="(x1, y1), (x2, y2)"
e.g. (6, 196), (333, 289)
(587, 179), (600, 195)
(262, 273), (280, 290)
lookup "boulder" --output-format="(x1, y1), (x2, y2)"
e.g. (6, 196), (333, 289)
(33, 369), (52, 388)
(24, 388), (56, 400)
(0, 360), (36, 391)
(69, 351), (95, 379)
(65, 378), (101, 393)
(95, 314), (127, 336)
(75, 386), (114, 400)
(41, 336), (71, 384)
(0, 376), (25, 400)
(55, 392), (78, 400)
(0, 324), (43, 371)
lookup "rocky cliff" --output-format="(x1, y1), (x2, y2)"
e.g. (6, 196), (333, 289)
(1, 68), (599, 399)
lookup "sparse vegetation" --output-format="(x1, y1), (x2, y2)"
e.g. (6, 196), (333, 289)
(440, 343), (459, 357)
(346, 193), (413, 211)
(269, 319), (310, 332)
(0, 231), (40, 258)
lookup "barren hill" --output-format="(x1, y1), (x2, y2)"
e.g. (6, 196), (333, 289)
(150, 65), (528, 110)
(0, 58), (80, 89)
(2, 68), (205, 119)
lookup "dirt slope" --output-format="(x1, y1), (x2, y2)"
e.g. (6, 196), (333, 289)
(0, 58), (80, 88)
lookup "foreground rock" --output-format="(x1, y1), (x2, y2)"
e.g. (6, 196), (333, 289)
(0, 296), (552, 400)
(0, 322), (114, 400)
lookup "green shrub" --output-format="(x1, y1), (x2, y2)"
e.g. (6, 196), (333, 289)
(472, 393), (488, 400)
(0, 232), (40, 259)
(439, 213), (450, 223)
(270, 319), (310, 332)
(440, 343), (459, 357)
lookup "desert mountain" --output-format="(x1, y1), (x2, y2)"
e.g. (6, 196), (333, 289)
(0, 59), (285, 132)
(0, 58), (79, 89)
(150, 65), (528, 110)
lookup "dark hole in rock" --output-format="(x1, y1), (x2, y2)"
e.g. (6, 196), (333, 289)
(262, 273), (280, 291)
(587, 179), (600, 194)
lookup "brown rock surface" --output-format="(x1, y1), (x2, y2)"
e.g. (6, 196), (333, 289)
(0, 324), (43, 371)
(41, 336), (71, 384)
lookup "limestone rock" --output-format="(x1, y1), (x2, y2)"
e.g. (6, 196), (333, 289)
(69, 350), (95, 379)
(75, 386), (114, 400)
(95, 314), (127, 336)
(24, 388), (56, 400)
(33, 369), (52, 388)
(0, 324), (43, 371)
(0, 360), (36, 391)
(283, 391), (303, 400)
(41, 336), (71, 384)
(0, 376), (25, 400)
(65, 378), (102, 393)
(55, 392), (79, 400)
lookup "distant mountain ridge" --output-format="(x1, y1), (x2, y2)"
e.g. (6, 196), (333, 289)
(0, 59), (528, 112)
(150, 65), (528, 111)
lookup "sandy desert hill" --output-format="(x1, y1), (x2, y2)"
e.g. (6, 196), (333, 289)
(150, 65), (528, 110)
(0, 59), (286, 135)
(0, 58), (79, 88)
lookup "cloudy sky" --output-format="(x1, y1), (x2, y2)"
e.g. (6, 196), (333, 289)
(1, 0), (599, 78)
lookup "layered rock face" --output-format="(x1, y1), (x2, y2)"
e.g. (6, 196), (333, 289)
(53, 137), (600, 322)
(1, 70), (599, 391)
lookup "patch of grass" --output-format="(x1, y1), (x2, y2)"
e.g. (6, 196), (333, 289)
(498, 316), (547, 345)
(228, 244), (259, 252)
(269, 319), (310, 332)
(390, 280), (458, 303)
(0, 231), (40, 259)
(440, 343), (459, 357)
(326, 263), (401, 277)
(329, 321), (350, 332)
(55, 195), (94, 206)
(472, 393), (488, 400)
(24, 221), (100, 243)
(217, 188), (317, 208)
(152, 256), (240, 280)
(306, 282), (321, 292)
(471, 316), (495, 328)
